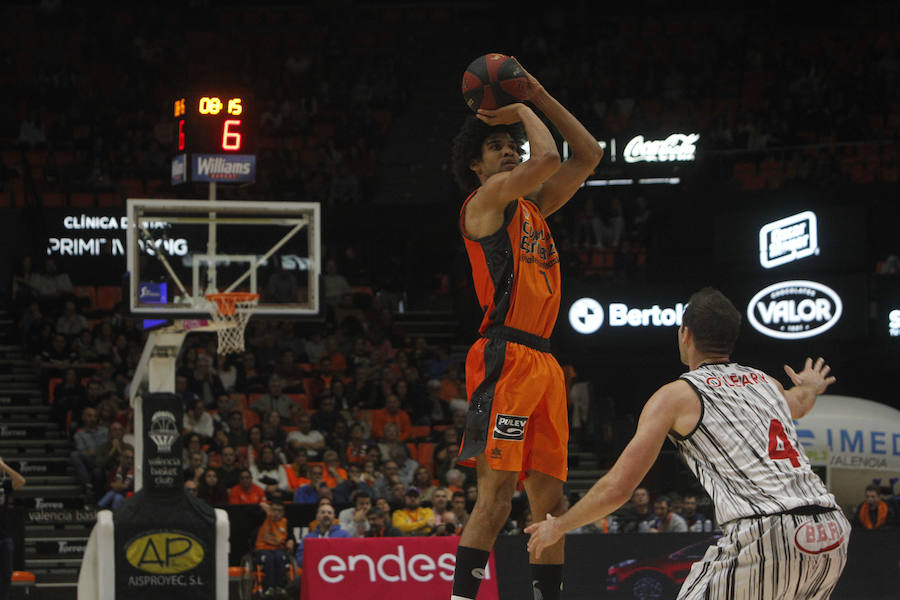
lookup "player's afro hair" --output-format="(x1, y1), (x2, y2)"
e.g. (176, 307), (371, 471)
(450, 115), (526, 194)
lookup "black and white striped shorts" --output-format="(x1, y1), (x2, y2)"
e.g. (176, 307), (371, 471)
(678, 508), (850, 600)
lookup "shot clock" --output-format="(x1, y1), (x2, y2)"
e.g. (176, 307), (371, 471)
(171, 92), (257, 184)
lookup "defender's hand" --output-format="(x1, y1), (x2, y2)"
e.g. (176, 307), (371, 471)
(524, 513), (563, 560)
(784, 357), (835, 395)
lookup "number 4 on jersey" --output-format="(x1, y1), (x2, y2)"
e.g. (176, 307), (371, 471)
(768, 419), (801, 467)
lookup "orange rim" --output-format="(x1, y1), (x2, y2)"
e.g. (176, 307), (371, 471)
(205, 292), (259, 316)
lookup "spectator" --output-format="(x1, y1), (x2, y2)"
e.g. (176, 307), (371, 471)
(94, 421), (127, 475)
(184, 480), (199, 497)
(323, 258), (352, 307)
(281, 443), (310, 491)
(182, 451), (206, 485)
(188, 354), (225, 408)
(175, 375), (198, 412)
(293, 464), (327, 504)
(855, 484), (894, 530)
(343, 423), (369, 466)
(254, 502), (295, 597)
(333, 463), (375, 505)
(338, 490), (373, 537)
(55, 299), (88, 337)
(225, 410), (248, 448)
(40, 333), (74, 370)
(619, 486), (653, 533)
(389, 445), (418, 487)
(433, 511), (461, 537)
(639, 496), (688, 533)
(443, 468), (465, 495)
(412, 466), (437, 502)
(215, 445), (242, 491)
(296, 503), (350, 564)
(681, 494), (709, 532)
(251, 375), (297, 424)
(249, 445), (289, 496)
(181, 434), (208, 471)
(311, 395), (344, 438)
(52, 368), (87, 426)
(272, 349), (304, 391)
(286, 412), (325, 460)
(70, 407), (108, 497)
(321, 450), (347, 489)
(450, 491), (469, 530)
(198, 468), (228, 506)
(228, 469), (266, 505)
(387, 481), (408, 512)
(183, 400), (214, 441)
(97, 445), (134, 511)
(376, 422), (405, 463)
(392, 487), (433, 536)
(365, 507), (403, 538)
(371, 394), (412, 441)
(31, 258), (72, 300)
(260, 410), (287, 451)
(214, 354), (238, 392)
(372, 460), (401, 499)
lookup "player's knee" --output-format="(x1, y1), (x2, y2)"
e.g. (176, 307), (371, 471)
(474, 496), (513, 528)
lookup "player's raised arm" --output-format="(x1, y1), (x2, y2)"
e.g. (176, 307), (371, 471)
(525, 380), (698, 558)
(469, 103), (560, 214)
(514, 59), (603, 216)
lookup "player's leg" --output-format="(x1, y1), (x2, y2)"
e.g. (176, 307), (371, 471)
(451, 455), (517, 600)
(523, 470), (567, 600)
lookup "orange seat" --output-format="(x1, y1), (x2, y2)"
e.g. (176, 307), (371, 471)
(11, 571), (35, 584)
(70, 192), (95, 208)
(96, 285), (122, 310)
(409, 425), (431, 440)
(406, 442), (418, 460)
(242, 408), (260, 428)
(230, 392), (248, 410)
(72, 285), (96, 309)
(417, 442), (436, 472)
(48, 377), (63, 405)
(287, 393), (310, 411)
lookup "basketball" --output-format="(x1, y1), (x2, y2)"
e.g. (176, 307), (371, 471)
(461, 53), (529, 112)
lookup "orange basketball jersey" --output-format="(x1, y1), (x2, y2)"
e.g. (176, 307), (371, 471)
(460, 194), (561, 337)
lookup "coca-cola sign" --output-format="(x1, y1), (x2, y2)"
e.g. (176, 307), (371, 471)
(623, 133), (699, 163)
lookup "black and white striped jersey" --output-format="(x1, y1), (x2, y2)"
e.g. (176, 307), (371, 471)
(672, 362), (838, 525)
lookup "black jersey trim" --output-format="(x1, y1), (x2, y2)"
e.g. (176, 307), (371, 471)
(671, 377), (705, 441)
(458, 337), (508, 462)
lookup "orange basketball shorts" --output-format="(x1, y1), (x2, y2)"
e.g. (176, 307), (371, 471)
(457, 336), (568, 482)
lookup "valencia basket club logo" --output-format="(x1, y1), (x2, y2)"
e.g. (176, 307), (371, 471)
(149, 411), (179, 454)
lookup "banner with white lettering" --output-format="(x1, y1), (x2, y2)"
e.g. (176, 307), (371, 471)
(301, 536), (499, 600)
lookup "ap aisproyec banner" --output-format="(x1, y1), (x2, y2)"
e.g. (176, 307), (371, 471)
(113, 392), (217, 600)
(301, 536), (499, 600)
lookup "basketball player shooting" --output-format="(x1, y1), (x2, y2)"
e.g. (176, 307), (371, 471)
(449, 57), (602, 600)
(526, 288), (850, 599)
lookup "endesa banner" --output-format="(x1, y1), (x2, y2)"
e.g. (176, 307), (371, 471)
(301, 536), (498, 600)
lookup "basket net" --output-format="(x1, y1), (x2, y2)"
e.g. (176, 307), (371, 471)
(204, 292), (259, 355)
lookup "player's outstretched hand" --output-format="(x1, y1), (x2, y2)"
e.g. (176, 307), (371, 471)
(524, 513), (562, 560)
(784, 357), (836, 395)
(476, 103), (530, 126)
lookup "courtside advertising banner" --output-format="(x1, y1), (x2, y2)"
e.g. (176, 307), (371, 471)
(301, 536), (499, 600)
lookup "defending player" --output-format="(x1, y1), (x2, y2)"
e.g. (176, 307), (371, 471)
(526, 288), (850, 599)
(449, 58), (602, 600)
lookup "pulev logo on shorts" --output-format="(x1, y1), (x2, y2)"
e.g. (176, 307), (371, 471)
(794, 520), (844, 555)
(492, 414), (528, 441)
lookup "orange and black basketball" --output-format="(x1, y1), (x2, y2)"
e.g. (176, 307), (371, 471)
(461, 53), (529, 112)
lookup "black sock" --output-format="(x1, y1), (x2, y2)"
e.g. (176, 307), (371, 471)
(531, 563), (563, 600)
(451, 545), (491, 599)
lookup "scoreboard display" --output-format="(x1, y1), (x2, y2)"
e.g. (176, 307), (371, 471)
(173, 93), (256, 155)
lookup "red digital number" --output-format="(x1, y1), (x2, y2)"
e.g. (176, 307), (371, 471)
(222, 119), (241, 150)
(767, 419), (801, 467)
(178, 119), (185, 151)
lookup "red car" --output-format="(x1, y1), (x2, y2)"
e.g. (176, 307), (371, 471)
(606, 535), (722, 600)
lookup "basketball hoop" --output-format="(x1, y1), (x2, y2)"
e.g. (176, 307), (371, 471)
(204, 292), (259, 355)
